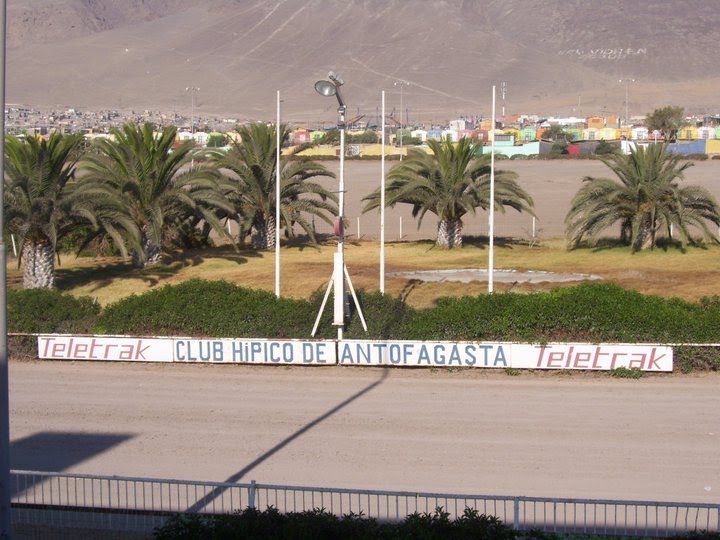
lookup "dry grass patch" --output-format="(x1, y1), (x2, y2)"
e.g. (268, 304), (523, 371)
(8, 238), (720, 308)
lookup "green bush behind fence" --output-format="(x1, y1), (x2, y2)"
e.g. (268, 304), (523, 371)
(8, 281), (720, 372)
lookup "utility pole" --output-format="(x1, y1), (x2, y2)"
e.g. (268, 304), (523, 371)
(394, 80), (409, 160)
(501, 81), (507, 123)
(185, 86), (199, 135)
(618, 78), (635, 127)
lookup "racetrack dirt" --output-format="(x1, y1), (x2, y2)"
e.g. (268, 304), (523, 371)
(319, 158), (720, 242)
(9, 359), (720, 504)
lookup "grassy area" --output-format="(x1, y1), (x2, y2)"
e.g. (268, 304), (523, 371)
(8, 237), (720, 309)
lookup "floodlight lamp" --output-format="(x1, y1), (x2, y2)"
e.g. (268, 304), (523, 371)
(315, 80), (337, 97)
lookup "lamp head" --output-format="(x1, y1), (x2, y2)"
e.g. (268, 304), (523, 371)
(314, 80), (337, 97)
(328, 71), (344, 86)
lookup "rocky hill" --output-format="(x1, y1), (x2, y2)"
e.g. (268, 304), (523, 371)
(6, 0), (720, 125)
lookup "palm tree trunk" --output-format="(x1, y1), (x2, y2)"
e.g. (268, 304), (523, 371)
(633, 217), (654, 251)
(22, 238), (55, 289)
(251, 214), (276, 250)
(132, 233), (162, 268)
(436, 219), (463, 249)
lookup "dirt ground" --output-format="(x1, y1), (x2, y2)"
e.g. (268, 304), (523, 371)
(9, 359), (720, 504)
(321, 159), (720, 242)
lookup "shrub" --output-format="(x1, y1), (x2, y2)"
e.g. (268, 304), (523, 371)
(8, 289), (99, 334)
(152, 506), (522, 539)
(609, 366), (643, 379)
(594, 139), (619, 155)
(95, 279), (316, 338)
(310, 288), (415, 340)
(8, 288), (100, 358)
(402, 282), (717, 345)
(9, 280), (720, 372)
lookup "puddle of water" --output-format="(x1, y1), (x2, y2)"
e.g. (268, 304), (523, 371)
(386, 268), (602, 283)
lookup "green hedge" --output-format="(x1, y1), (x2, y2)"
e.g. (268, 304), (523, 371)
(95, 279), (317, 338)
(153, 507), (531, 539)
(402, 283), (712, 343)
(8, 281), (720, 372)
(152, 506), (720, 539)
(7, 288), (101, 358)
(8, 288), (100, 334)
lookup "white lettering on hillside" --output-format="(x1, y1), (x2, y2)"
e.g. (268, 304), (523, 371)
(558, 48), (648, 60)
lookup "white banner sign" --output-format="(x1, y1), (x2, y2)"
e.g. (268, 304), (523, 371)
(339, 340), (510, 367)
(37, 335), (335, 365)
(515, 343), (672, 371)
(37, 336), (673, 371)
(38, 335), (174, 362)
(173, 338), (335, 365)
(339, 340), (673, 372)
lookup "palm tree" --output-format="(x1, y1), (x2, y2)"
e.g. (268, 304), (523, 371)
(212, 123), (337, 250)
(362, 137), (534, 248)
(565, 144), (720, 251)
(4, 132), (134, 289)
(82, 122), (233, 267)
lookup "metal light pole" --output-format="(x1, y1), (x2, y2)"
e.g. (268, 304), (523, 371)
(185, 86), (199, 167)
(394, 80), (409, 160)
(275, 90), (281, 298)
(619, 78), (634, 127)
(501, 81), (507, 122)
(488, 85), (496, 294)
(185, 86), (199, 134)
(380, 90), (386, 294)
(311, 72), (367, 339)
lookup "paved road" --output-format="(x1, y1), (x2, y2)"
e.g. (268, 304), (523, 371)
(9, 360), (720, 503)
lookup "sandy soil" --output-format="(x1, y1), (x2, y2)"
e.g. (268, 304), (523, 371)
(9, 359), (720, 504)
(320, 159), (720, 242)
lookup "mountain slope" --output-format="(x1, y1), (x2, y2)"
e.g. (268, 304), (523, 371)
(7, 0), (720, 124)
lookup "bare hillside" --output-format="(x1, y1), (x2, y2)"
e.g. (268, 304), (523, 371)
(6, 0), (720, 124)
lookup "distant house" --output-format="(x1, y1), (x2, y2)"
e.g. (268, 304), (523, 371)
(291, 128), (311, 144)
(449, 119), (470, 131)
(457, 129), (475, 140)
(493, 134), (515, 146)
(411, 129), (427, 142)
(598, 127), (618, 140)
(631, 127), (649, 140)
(584, 128), (598, 141)
(697, 126), (715, 140)
(519, 127), (537, 142)
(678, 126), (699, 140)
(426, 129), (443, 141)
(193, 131), (208, 146)
(502, 127), (520, 140)
(565, 128), (583, 141)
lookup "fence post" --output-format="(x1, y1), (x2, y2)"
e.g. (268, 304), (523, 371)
(513, 497), (520, 530)
(249, 480), (257, 509)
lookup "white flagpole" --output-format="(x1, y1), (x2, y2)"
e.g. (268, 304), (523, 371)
(380, 90), (386, 294)
(275, 90), (281, 298)
(488, 85), (496, 294)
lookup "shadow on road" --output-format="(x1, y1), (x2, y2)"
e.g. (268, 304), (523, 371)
(11, 431), (134, 497)
(187, 368), (390, 513)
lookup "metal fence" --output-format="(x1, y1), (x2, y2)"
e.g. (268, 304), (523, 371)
(11, 470), (720, 537)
